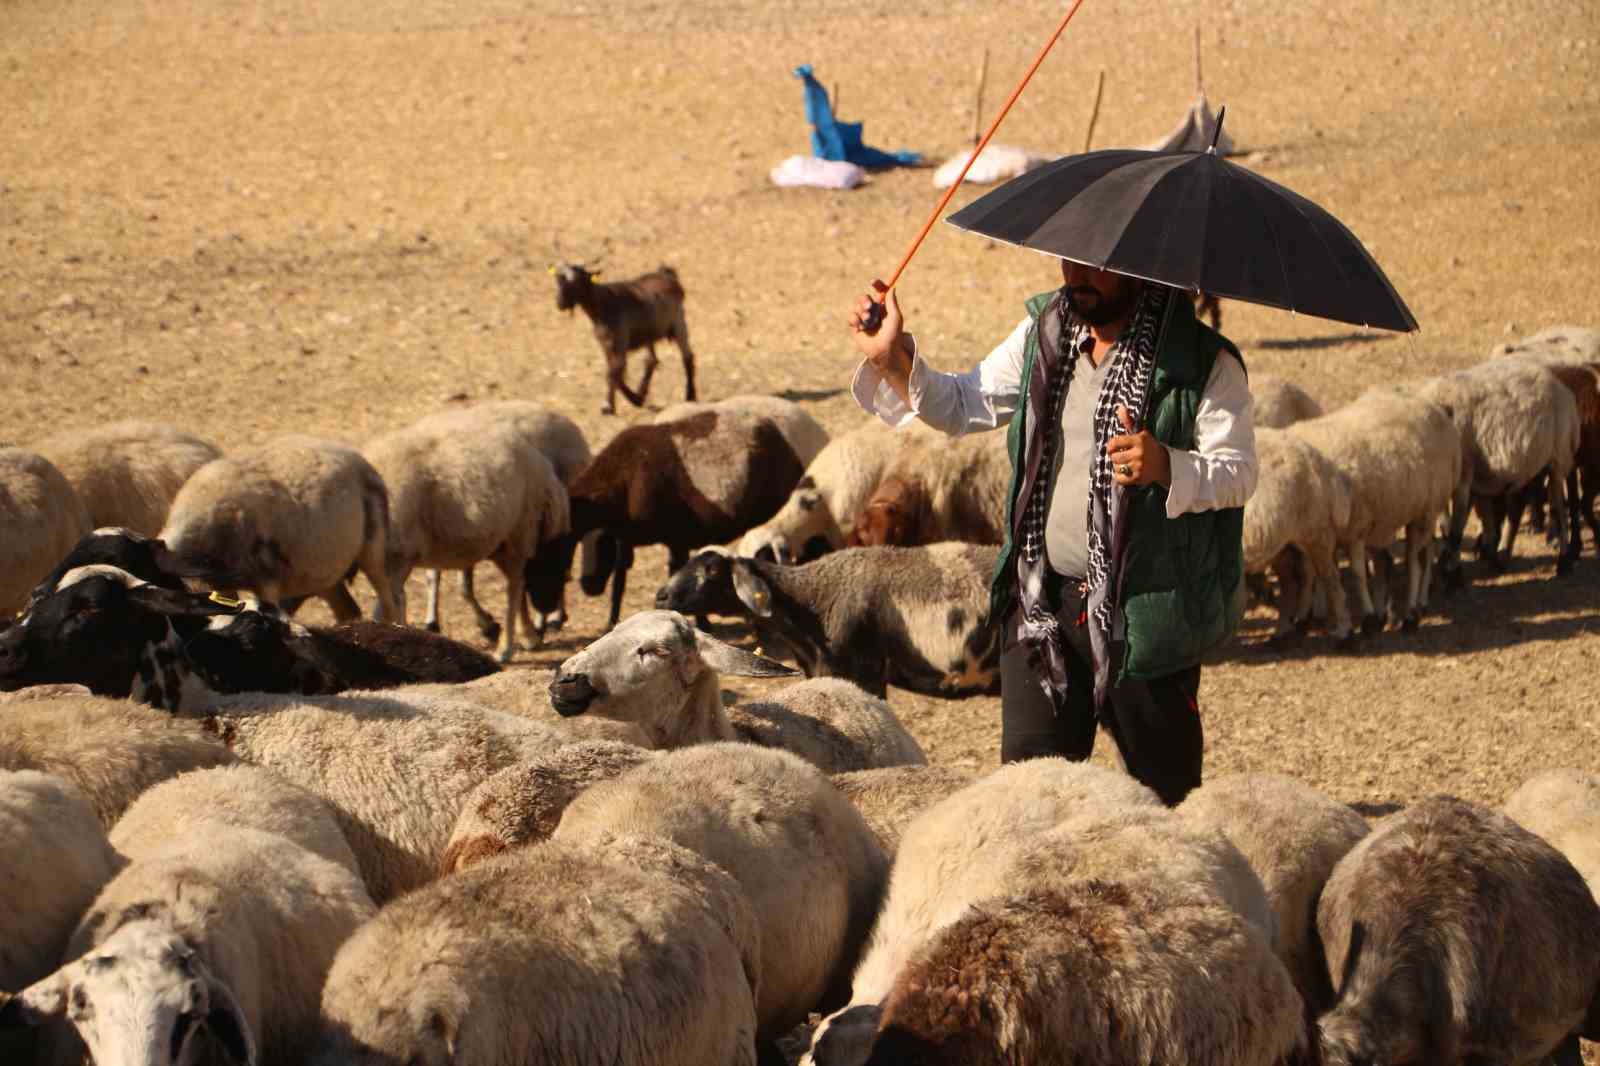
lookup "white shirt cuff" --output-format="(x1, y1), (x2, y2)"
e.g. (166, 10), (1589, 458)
(1164, 446), (1201, 517)
(849, 336), (923, 429)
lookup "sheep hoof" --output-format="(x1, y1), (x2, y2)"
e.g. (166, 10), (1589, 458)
(1334, 633), (1362, 653)
(495, 646), (515, 665)
(1486, 553), (1511, 574)
(1557, 554), (1576, 577)
(423, 620), (441, 634)
(1400, 614), (1421, 633)
(1264, 629), (1303, 652)
(599, 403), (616, 415)
(477, 619), (502, 643)
(1359, 614), (1384, 636)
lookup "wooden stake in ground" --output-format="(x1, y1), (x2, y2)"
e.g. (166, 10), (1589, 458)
(971, 48), (989, 146)
(1082, 68), (1105, 153)
(1194, 23), (1204, 94)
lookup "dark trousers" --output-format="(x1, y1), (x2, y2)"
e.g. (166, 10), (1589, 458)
(999, 574), (1203, 806)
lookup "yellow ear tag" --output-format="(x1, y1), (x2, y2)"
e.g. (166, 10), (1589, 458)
(589, 271), (603, 280)
(547, 265), (558, 275)
(208, 592), (243, 609)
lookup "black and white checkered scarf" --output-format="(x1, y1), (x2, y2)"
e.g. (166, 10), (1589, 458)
(1010, 282), (1173, 711)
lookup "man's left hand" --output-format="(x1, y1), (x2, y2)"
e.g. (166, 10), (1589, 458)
(1107, 405), (1171, 488)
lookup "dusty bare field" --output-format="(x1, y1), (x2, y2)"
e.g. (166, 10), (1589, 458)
(4, 0), (1598, 960)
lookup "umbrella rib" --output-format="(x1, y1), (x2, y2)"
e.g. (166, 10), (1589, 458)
(1229, 166), (1298, 320)
(1234, 166), (1371, 327)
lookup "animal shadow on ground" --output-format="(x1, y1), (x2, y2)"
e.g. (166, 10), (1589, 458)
(1256, 332), (1393, 351)
(776, 388), (845, 404)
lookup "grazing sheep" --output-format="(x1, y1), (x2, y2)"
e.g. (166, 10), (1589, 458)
(159, 434), (399, 622)
(439, 739), (655, 874)
(1511, 364), (1600, 554)
(187, 689), (570, 901)
(1244, 428), (1358, 644)
(0, 772), (119, 993)
(846, 428), (1010, 547)
(737, 419), (930, 563)
(806, 798), (1298, 1066)
(554, 742), (889, 1053)
(1288, 390), (1463, 633)
(0, 692), (235, 826)
(552, 260), (697, 414)
(526, 410), (804, 629)
(1250, 374), (1324, 429)
(1178, 772), (1370, 1014)
(0, 446), (91, 617)
(110, 763), (361, 876)
(414, 400), (590, 637)
(33, 420), (221, 536)
(393, 671), (654, 747)
(312, 835), (760, 1066)
(655, 393), (830, 467)
(655, 543), (1002, 698)
(828, 764), (976, 854)
(364, 415), (570, 660)
(2, 821), (374, 1066)
(547, 610), (797, 748)
(729, 677), (927, 773)
(1491, 324), (1600, 364)
(1317, 795), (1600, 1066)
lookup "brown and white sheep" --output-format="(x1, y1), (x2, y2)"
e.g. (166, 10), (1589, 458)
(654, 393), (830, 467)
(847, 428), (1010, 547)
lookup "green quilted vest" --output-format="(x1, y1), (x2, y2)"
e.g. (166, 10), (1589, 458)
(990, 289), (1247, 683)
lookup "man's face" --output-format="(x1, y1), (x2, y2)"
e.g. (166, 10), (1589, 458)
(1060, 260), (1141, 325)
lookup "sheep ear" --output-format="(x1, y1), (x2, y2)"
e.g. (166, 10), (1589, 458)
(693, 630), (795, 679)
(0, 973), (68, 1028)
(730, 561), (774, 618)
(204, 973), (257, 1066)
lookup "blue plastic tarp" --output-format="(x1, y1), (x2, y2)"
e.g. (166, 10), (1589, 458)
(794, 64), (921, 169)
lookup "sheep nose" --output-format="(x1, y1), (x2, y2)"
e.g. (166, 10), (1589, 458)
(548, 671), (597, 717)
(0, 632), (24, 677)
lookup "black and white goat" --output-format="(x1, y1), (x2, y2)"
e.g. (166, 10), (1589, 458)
(551, 261), (697, 414)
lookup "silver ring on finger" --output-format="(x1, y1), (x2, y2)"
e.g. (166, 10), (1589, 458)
(1117, 463), (1133, 477)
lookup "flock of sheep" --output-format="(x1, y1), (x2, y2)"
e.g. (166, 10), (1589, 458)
(0, 319), (1597, 1065)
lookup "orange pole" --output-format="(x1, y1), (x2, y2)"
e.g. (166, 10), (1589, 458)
(863, 0), (1092, 328)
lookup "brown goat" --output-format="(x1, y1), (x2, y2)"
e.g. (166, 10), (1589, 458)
(551, 262), (697, 414)
(846, 475), (929, 547)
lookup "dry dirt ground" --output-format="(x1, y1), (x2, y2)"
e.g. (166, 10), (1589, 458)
(5, 0), (1599, 1044)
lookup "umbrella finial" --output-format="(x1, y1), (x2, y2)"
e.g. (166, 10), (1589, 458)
(1207, 105), (1227, 155)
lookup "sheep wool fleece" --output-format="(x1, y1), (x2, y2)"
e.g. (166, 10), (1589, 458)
(991, 289), (1246, 684)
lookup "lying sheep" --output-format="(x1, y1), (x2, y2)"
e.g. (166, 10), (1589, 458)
(655, 393), (830, 467)
(365, 415), (570, 660)
(187, 689), (570, 901)
(1491, 324), (1600, 364)
(396, 671), (654, 747)
(0, 692), (234, 826)
(2, 819), (374, 1066)
(1250, 374), (1323, 429)
(24, 526), (188, 611)
(110, 763), (361, 876)
(1317, 795), (1600, 1066)
(1244, 428), (1358, 645)
(828, 764), (976, 854)
(33, 420), (221, 536)
(1178, 772), (1370, 1014)
(1289, 390), (1463, 633)
(313, 835), (760, 1066)
(655, 543), (1002, 698)
(439, 739), (655, 874)
(847, 428), (1010, 547)
(554, 742), (889, 1056)
(729, 677), (927, 773)
(0, 771), (120, 993)
(526, 409), (805, 629)
(1503, 768), (1600, 905)
(737, 418), (930, 563)
(0, 446), (91, 617)
(807, 793), (1297, 1066)
(159, 433), (399, 621)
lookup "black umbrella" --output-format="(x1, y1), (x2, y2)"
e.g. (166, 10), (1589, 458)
(944, 123), (1418, 333)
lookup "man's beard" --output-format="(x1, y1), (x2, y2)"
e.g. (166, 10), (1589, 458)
(1064, 280), (1141, 325)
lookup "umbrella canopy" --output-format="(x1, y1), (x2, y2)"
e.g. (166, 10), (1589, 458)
(945, 146), (1417, 332)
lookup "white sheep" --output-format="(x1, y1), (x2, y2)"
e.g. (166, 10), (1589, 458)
(1288, 390), (1463, 633)
(1244, 428), (1358, 643)
(159, 433), (399, 622)
(1490, 324), (1600, 364)
(0, 692), (235, 827)
(394, 671), (655, 747)
(364, 415), (570, 660)
(439, 738), (655, 874)
(828, 764), (976, 854)
(186, 689), (572, 901)
(655, 393), (830, 467)
(0, 771), (119, 994)
(553, 742), (889, 1054)
(1504, 768), (1600, 901)
(32, 420), (221, 536)
(729, 677), (927, 773)
(110, 763), (361, 876)
(311, 834), (762, 1066)
(1178, 772), (1370, 1013)
(0, 447), (91, 617)
(3, 817), (374, 1066)
(805, 798), (1300, 1066)
(1250, 374), (1324, 429)
(1317, 795), (1600, 1065)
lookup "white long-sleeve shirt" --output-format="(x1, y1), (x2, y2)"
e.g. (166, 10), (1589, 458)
(850, 315), (1257, 520)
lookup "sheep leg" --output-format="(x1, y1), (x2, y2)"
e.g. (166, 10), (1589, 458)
(632, 344), (660, 407)
(388, 566), (411, 627)
(1308, 543), (1353, 645)
(672, 317), (697, 401)
(489, 547), (527, 662)
(358, 530), (400, 623)
(1399, 523), (1427, 631)
(1348, 542), (1383, 637)
(1264, 549), (1304, 649)
(422, 569), (443, 632)
(606, 349), (649, 410)
(605, 544), (634, 630)
(321, 582), (363, 623)
(1549, 465), (1578, 575)
(1580, 468), (1600, 553)
(459, 567), (501, 643)
(1474, 494), (1509, 572)
(516, 589), (544, 648)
